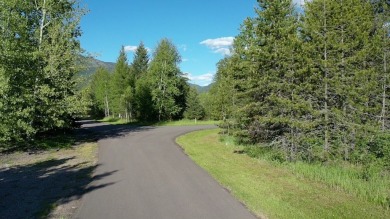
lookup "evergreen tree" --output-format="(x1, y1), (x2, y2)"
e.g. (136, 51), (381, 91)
(135, 76), (156, 121)
(131, 42), (149, 81)
(231, 0), (311, 159)
(130, 42), (150, 119)
(111, 46), (130, 118)
(370, 0), (390, 131)
(209, 58), (236, 127)
(184, 87), (205, 120)
(303, 0), (379, 159)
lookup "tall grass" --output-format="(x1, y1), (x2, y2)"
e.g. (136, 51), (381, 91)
(178, 129), (390, 219)
(286, 161), (390, 208)
(243, 145), (390, 208)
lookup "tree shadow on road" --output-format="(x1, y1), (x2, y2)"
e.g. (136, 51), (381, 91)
(0, 157), (116, 219)
(74, 120), (155, 144)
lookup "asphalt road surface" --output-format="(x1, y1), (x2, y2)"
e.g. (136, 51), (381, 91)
(74, 121), (257, 219)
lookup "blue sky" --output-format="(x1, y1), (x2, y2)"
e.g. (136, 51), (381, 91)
(79, 0), (304, 86)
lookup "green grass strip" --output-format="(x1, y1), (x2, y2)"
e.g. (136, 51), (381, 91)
(176, 129), (390, 219)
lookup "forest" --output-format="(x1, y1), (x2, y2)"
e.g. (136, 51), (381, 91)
(207, 0), (390, 168)
(87, 40), (204, 123)
(0, 0), (205, 147)
(0, 0), (389, 206)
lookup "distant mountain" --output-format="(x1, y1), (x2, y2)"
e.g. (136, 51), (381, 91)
(189, 83), (212, 93)
(76, 56), (115, 88)
(76, 56), (213, 93)
(78, 56), (115, 77)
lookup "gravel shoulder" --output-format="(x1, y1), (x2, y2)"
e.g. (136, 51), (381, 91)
(0, 141), (98, 219)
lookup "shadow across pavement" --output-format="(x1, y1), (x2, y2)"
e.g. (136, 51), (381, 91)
(0, 157), (116, 219)
(74, 120), (154, 144)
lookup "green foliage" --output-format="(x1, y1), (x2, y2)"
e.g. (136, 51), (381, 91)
(131, 42), (149, 80)
(148, 39), (189, 121)
(211, 0), (390, 167)
(184, 87), (205, 120)
(86, 40), (191, 122)
(208, 58), (236, 122)
(134, 76), (156, 121)
(89, 67), (111, 118)
(111, 47), (131, 117)
(0, 0), (85, 145)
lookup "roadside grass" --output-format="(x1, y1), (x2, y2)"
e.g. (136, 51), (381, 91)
(245, 145), (390, 208)
(286, 161), (390, 207)
(176, 129), (390, 219)
(99, 117), (218, 126)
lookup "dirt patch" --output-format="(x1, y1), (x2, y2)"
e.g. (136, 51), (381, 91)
(0, 143), (99, 219)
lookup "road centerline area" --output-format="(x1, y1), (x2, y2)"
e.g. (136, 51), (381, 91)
(75, 122), (257, 219)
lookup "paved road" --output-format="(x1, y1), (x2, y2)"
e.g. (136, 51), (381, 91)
(74, 121), (257, 219)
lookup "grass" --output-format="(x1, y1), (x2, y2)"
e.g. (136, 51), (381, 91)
(98, 117), (218, 126)
(285, 161), (390, 207)
(176, 129), (390, 219)
(244, 145), (390, 208)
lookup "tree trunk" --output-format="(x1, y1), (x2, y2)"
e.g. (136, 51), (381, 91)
(382, 51), (387, 131)
(105, 94), (110, 117)
(323, 0), (330, 153)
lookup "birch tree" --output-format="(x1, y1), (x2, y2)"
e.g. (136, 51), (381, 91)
(148, 39), (186, 121)
(0, 0), (84, 143)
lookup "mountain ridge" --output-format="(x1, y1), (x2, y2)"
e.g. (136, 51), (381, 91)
(78, 56), (212, 92)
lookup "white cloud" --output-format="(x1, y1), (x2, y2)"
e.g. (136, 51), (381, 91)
(200, 37), (234, 56)
(124, 45), (138, 52)
(124, 45), (151, 53)
(184, 72), (214, 86)
(179, 44), (188, 52)
(214, 48), (231, 56)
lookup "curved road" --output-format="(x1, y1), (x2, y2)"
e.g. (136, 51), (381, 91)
(74, 121), (257, 219)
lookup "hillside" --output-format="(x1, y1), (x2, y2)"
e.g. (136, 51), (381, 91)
(77, 57), (212, 93)
(189, 83), (212, 93)
(76, 56), (115, 88)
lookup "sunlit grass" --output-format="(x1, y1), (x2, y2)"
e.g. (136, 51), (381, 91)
(177, 129), (390, 219)
(286, 161), (390, 207)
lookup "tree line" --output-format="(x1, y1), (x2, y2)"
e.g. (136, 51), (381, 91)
(88, 39), (205, 122)
(210, 0), (390, 167)
(0, 0), (206, 147)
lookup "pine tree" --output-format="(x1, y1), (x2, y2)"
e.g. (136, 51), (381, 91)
(232, 0), (310, 156)
(184, 87), (205, 120)
(130, 42), (149, 119)
(209, 57), (236, 134)
(135, 76), (156, 121)
(131, 42), (149, 81)
(303, 0), (379, 159)
(370, 0), (390, 131)
(111, 46), (130, 118)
